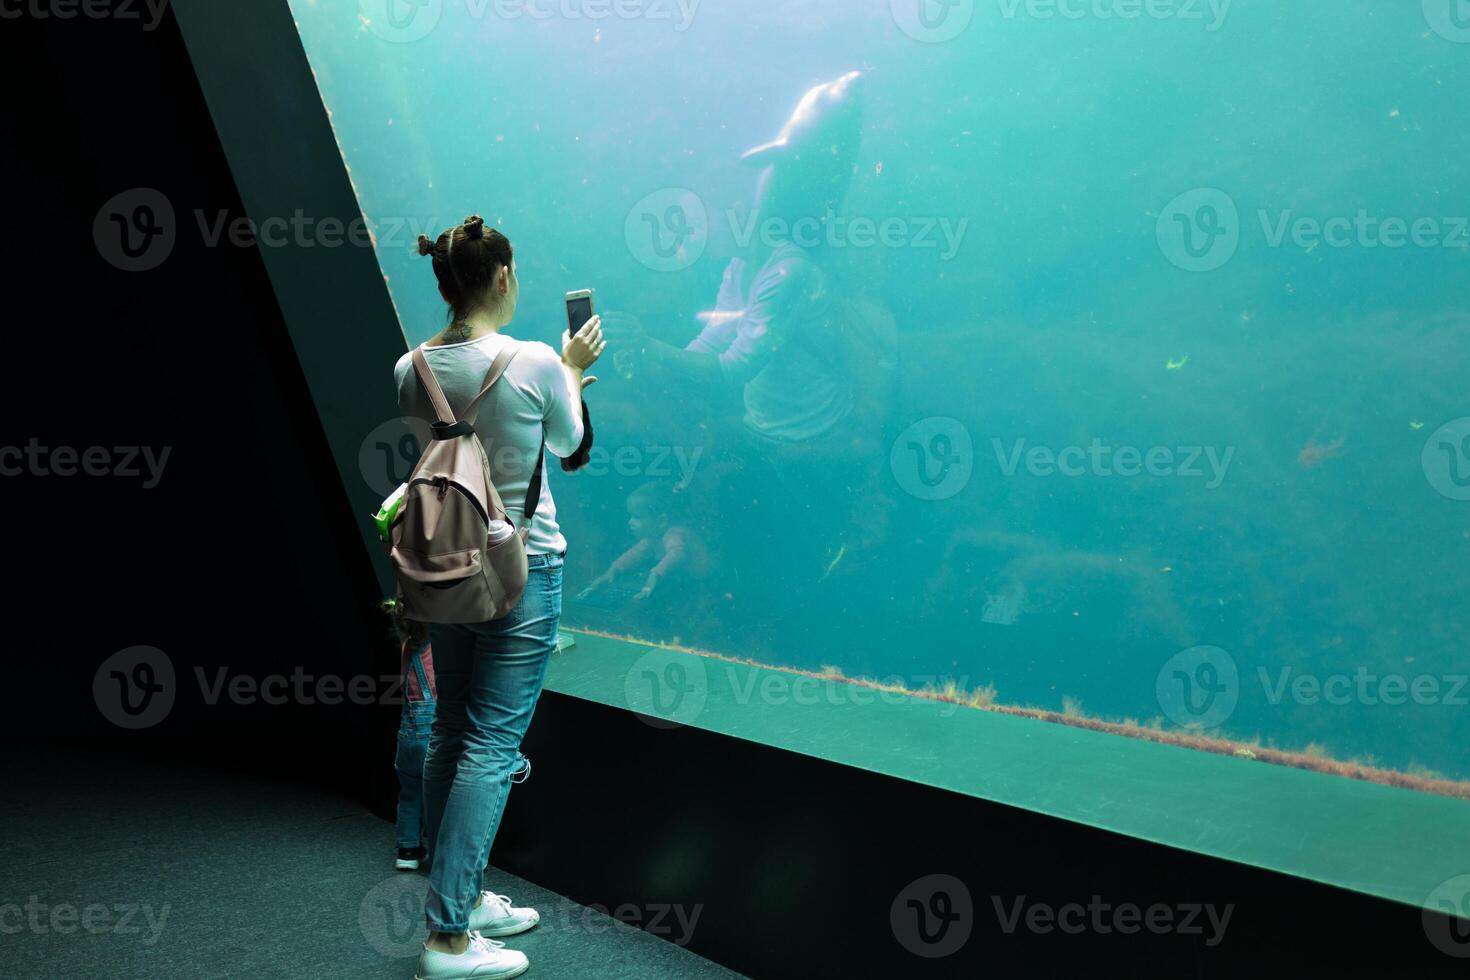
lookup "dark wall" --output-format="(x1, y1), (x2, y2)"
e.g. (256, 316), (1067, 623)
(0, 6), (397, 798)
(500, 691), (1469, 978)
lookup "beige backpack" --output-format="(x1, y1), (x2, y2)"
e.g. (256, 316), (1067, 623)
(386, 345), (544, 624)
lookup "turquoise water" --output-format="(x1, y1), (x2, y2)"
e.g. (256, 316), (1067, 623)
(291, 1), (1470, 784)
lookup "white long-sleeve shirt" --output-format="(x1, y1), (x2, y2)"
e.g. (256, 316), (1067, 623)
(394, 332), (583, 555)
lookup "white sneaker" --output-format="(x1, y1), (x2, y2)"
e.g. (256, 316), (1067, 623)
(467, 892), (541, 937)
(414, 932), (528, 980)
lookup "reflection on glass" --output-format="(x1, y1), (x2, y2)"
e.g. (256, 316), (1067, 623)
(291, 1), (1470, 801)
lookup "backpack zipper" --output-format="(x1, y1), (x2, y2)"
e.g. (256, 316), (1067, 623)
(408, 477), (489, 527)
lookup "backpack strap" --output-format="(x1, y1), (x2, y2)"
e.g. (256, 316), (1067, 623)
(411, 346), (457, 425)
(463, 347), (519, 426)
(413, 342), (545, 532)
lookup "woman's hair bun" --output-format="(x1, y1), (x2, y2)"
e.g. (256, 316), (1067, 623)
(462, 215), (486, 239)
(417, 234), (435, 257)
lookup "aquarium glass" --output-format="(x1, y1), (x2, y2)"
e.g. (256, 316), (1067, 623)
(288, 0), (1470, 807)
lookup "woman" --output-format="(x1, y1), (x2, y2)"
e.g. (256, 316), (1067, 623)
(396, 215), (604, 980)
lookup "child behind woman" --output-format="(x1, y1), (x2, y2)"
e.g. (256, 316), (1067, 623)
(385, 600), (437, 871)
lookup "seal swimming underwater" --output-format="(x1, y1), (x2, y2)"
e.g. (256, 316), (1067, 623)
(740, 70), (865, 170)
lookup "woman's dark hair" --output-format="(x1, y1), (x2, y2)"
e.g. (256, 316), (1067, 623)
(417, 215), (514, 323)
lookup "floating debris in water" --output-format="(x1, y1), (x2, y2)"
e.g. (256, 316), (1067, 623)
(1166, 354), (1189, 370)
(1409, 420), (1425, 430)
(1298, 436), (1346, 469)
(982, 582), (1026, 625)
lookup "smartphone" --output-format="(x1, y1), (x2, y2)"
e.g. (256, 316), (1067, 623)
(565, 289), (594, 336)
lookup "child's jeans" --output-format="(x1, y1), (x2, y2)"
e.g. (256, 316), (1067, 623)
(394, 649), (437, 850)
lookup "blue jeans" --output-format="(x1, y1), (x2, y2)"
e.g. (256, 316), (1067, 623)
(422, 553), (563, 934)
(394, 647), (436, 850)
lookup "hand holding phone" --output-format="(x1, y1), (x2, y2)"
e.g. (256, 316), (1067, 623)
(562, 316), (605, 372)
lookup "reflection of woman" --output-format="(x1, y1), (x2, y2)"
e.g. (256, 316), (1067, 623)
(605, 72), (884, 565)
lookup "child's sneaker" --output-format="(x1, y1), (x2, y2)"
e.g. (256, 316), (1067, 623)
(467, 892), (540, 937)
(396, 846), (426, 871)
(415, 932), (527, 980)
